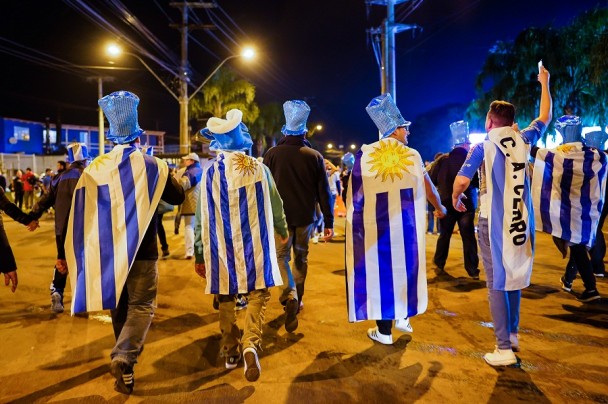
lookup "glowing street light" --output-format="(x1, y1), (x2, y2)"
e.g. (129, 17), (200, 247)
(308, 123), (323, 137)
(327, 143), (333, 149)
(350, 144), (357, 150)
(106, 43), (256, 154)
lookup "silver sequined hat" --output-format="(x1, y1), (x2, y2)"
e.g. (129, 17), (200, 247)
(584, 130), (608, 150)
(282, 100), (311, 135)
(365, 93), (410, 138)
(98, 91), (145, 144)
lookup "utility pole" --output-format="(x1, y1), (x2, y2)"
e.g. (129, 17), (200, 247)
(170, 1), (216, 155)
(87, 76), (114, 155)
(368, 0), (421, 103)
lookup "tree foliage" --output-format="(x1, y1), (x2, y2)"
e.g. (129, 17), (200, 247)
(466, 8), (608, 137)
(248, 102), (283, 156)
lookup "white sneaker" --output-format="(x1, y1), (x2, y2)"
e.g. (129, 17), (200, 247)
(395, 318), (413, 333)
(510, 333), (520, 352)
(483, 346), (517, 366)
(243, 347), (261, 382)
(311, 235), (319, 244)
(367, 327), (393, 345)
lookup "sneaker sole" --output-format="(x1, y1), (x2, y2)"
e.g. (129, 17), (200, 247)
(483, 356), (517, 366)
(285, 300), (299, 333)
(577, 295), (601, 303)
(110, 361), (133, 394)
(225, 356), (240, 370)
(243, 351), (260, 382)
(51, 293), (64, 314)
(560, 279), (572, 292)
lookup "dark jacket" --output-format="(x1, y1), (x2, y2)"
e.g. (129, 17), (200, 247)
(0, 187), (33, 273)
(0, 187), (32, 227)
(263, 135), (334, 228)
(136, 175), (184, 260)
(429, 147), (479, 213)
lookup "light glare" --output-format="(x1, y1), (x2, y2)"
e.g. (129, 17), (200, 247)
(241, 47), (255, 60)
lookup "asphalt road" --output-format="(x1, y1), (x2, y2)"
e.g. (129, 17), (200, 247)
(1, 213), (607, 403)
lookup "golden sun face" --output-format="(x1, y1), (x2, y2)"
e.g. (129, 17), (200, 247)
(368, 140), (415, 182)
(556, 144), (577, 154)
(233, 153), (257, 176)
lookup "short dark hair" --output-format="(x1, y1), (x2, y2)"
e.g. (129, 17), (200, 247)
(488, 101), (515, 127)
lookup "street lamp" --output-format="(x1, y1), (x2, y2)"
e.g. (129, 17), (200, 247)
(350, 144), (357, 150)
(307, 124), (323, 137)
(327, 143), (333, 149)
(106, 44), (255, 154)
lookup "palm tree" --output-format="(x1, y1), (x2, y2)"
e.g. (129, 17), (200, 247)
(248, 102), (283, 157)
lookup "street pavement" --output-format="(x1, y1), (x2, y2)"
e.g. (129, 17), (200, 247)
(0, 213), (607, 403)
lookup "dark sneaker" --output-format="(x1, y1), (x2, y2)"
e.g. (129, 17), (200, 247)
(467, 269), (481, 280)
(213, 295), (220, 310)
(51, 291), (64, 313)
(225, 353), (241, 369)
(161, 247), (170, 258)
(235, 294), (248, 311)
(560, 276), (573, 292)
(243, 348), (261, 382)
(577, 289), (601, 303)
(110, 360), (134, 394)
(284, 298), (299, 333)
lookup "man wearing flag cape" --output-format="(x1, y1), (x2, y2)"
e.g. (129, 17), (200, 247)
(194, 109), (288, 382)
(65, 91), (184, 394)
(453, 66), (552, 366)
(531, 115), (606, 302)
(346, 93), (446, 345)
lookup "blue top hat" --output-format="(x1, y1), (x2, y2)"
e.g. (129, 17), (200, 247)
(555, 115), (582, 144)
(200, 109), (253, 151)
(366, 93), (410, 138)
(450, 120), (470, 145)
(584, 130), (608, 150)
(282, 100), (310, 135)
(342, 152), (355, 169)
(67, 143), (90, 163)
(98, 91), (145, 144)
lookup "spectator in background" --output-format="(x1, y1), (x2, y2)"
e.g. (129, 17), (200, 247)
(341, 152), (355, 205)
(425, 153), (445, 235)
(0, 170), (7, 191)
(22, 167), (36, 210)
(11, 170), (24, 209)
(41, 168), (53, 195)
(57, 160), (67, 175)
(177, 153), (203, 260)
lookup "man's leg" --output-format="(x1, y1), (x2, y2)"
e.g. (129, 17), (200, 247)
(433, 212), (457, 271)
(590, 229), (606, 276)
(242, 288), (271, 351)
(157, 213), (169, 255)
(292, 224), (315, 305)
(183, 214), (195, 258)
(110, 260), (158, 365)
(275, 228), (297, 304)
(570, 244), (600, 298)
(458, 211), (480, 278)
(218, 294), (241, 362)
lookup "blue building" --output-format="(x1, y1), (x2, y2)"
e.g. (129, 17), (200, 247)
(0, 116), (165, 156)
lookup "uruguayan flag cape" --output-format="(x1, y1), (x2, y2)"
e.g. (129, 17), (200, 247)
(199, 151), (282, 295)
(532, 143), (607, 248)
(484, 127), (534, 291)
(65, 145), (168, 314)
(345, 138), (427, 322)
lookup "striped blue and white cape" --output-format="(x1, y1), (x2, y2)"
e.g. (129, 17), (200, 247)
(532, 143), (607, 248)
(199, 151), (282, 295)
(345, 138), (427, 322)
(65, 145), (168, 314)
(484, 127), (534, 291)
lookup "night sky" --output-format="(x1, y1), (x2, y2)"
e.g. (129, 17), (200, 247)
(0, 0), (605, 150)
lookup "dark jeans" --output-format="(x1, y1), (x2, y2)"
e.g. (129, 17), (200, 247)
(433, 210), (479, 276)
(14, 192), (23, 209)
(276, 223), (315, 305)
(590, 208), (607, 275)
(157, 213), (168, 250)
(377, 320), (392, 335)
(565, 244), (597, 292)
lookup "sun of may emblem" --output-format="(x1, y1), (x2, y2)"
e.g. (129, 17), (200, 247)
(368, 141), (415, 182)
(233, 153), (257, 176)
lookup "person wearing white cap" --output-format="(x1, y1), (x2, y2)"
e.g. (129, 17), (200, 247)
(194, 109), (288, 382)
(531, 115), (606, 303)
(454, 65), (552, 366)
(64, 91), (184, 394)
(263, 100), (334, 330)
(428, 120), (480, 280)
(30, 143), (91, 313)
(178, 151), (203, 259)
(346, 93), (446, 345)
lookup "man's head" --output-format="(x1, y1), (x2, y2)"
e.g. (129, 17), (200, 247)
(26, 167), (32, 173)
(57, 160), (67, 172)
(450, 120), (470, 148)
(485, 101), (515, 132)
(366, 93), (411, 143)
(45, 168), (52, 175)
(555, 115), (582, 144)
(181, 152), (200, 167)
(98, 90), (144, 145)
(67, 143), (91, 164)
(200, 109), (253, 152)
(282, 100), (310, 136)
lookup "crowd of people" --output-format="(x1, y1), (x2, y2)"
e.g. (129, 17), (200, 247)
(1, 65), (606, 394)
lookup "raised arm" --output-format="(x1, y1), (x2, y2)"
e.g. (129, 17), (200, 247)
(537, 66), (552, 126)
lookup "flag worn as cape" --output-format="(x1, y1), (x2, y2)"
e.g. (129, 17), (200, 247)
(532, 143), (607, 248)
(345, 137), (427, 322)
(484, 127), (534, 291)
(65, 145), (168, 314)
(199, 151), (282, 294)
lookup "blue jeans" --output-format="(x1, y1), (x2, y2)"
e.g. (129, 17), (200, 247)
(275, 223), (315, 304)
(110, 260), (158, 365)
(478, 218), (520, 350)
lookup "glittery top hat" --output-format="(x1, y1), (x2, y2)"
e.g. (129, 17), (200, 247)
(282, 100), (310, 135)
(98, 91), (145, 144)
(365, 93), (410, 138)
(555, 115), (582, 144)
